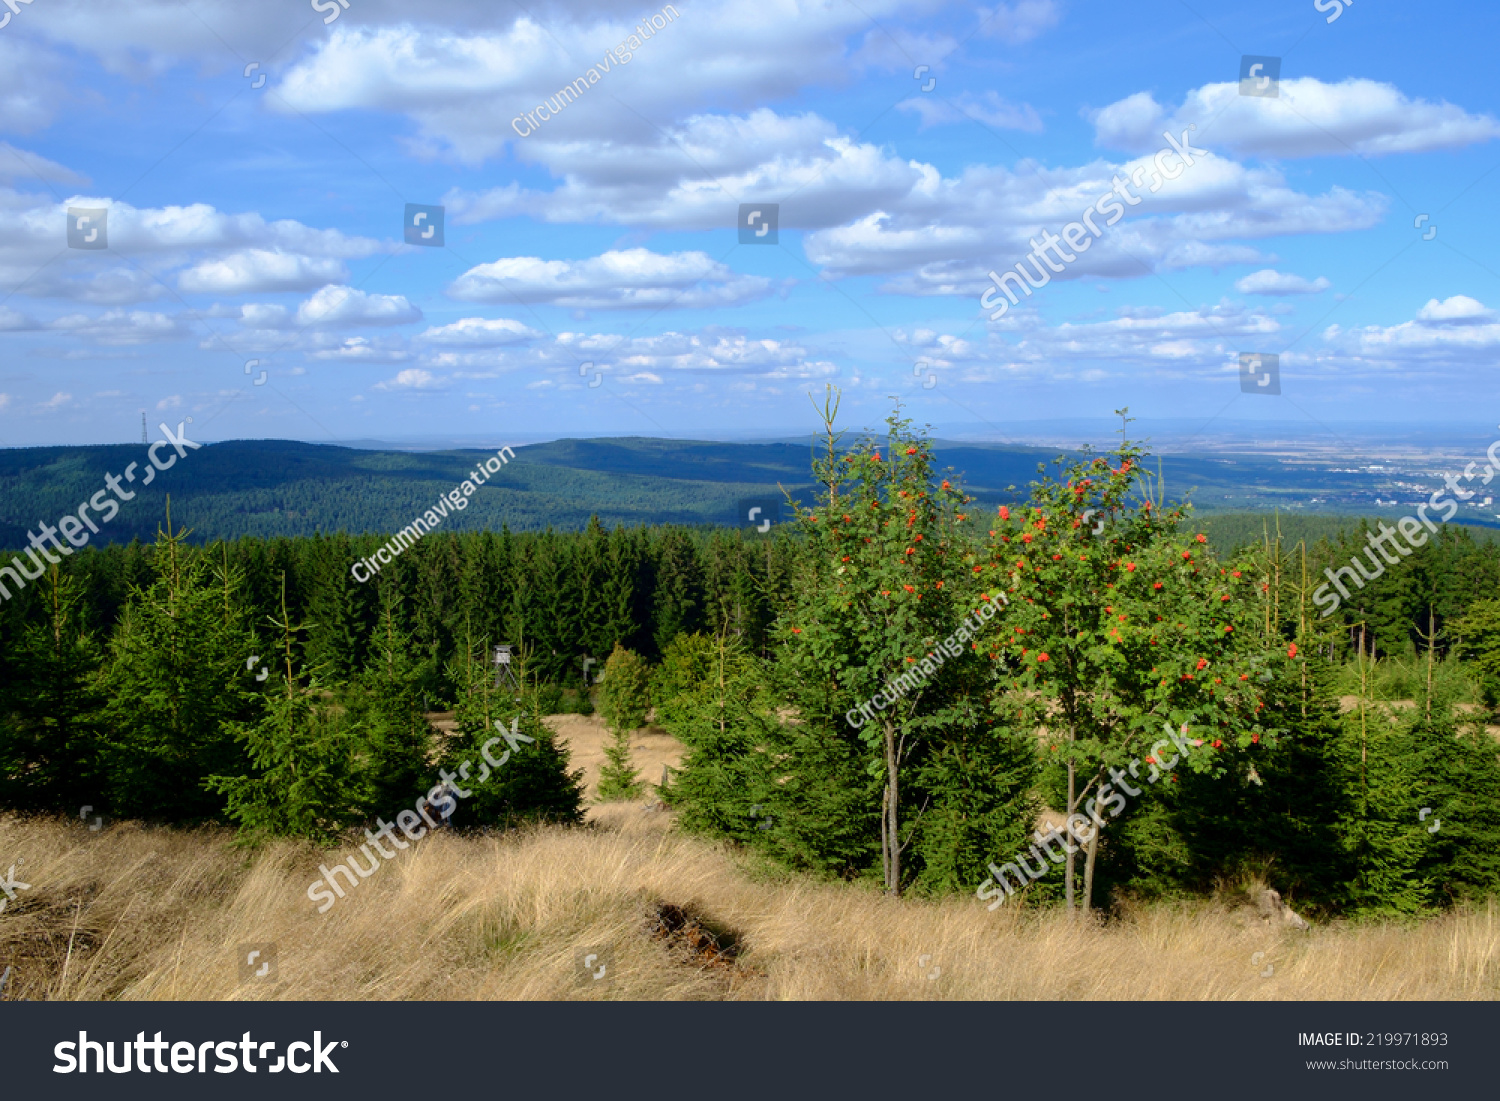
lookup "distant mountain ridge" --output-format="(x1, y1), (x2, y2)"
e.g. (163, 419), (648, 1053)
(0, 434), (1487, 547)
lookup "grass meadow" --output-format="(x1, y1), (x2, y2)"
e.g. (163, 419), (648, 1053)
(2, 712), (1494, 1003)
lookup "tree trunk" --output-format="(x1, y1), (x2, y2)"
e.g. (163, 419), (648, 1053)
(884, 719), (901, 896)
(1083, 825), (1099, 915)
(1064, 759), (1076, 916)
(880, 784), (891, 890)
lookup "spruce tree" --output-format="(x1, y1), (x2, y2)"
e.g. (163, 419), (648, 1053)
(1337, 670), (1500, 912)
(651, 632), (719, 733)
(1410, 704), (1500, 904)
(658, 633), (783, 835)
(600, 525), (645, 655)
(909, 709), (1041, 897)
(596, 643), (649, 800)
(1156, 655), (1354, 910)
(1452, 597), (1500, 709)
(652, 528), (705, 654)
(441, 639), (584, 827)
(344, 592), (436, 816)
(302, 533), (370, 683)
(0, 565), (105, 812)
(98, 508), (259, 820)
(207, 575), (364, 841)
(1337, 651), (1432, 915)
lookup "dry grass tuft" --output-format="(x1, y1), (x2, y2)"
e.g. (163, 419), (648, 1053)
(1, 809), (1496, 1002)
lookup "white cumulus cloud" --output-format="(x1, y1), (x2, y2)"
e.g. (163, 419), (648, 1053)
(294, 286), (422, 328)
(416, 317), (543, 346)
(1234, 269), (1330, 295)
(178, 250), (350, 295)
(1091, 78), (1500, 159)
(448, 249), (774, 309)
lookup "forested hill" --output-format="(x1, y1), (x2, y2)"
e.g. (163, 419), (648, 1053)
(0, 436), (1050, 545)
(0, 437), (791, 545)
(2, 434), (1493, 546)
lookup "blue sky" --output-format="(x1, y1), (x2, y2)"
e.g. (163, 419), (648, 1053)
(2, 0), (1498, 447)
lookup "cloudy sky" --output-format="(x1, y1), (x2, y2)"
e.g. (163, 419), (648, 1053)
(1, 0), (1497, 446)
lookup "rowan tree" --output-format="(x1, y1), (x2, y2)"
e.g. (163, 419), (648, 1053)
(974, 417), (1296, 913)
(775, 390), (1029, 895)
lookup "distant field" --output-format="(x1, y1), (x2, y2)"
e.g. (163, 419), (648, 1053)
(1197, 512), (1500, 552)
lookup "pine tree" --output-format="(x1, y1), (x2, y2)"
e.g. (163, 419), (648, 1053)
(344, 592), (435, 816)
(207, 575), (364, 841)
(658, 633), (778, 831)
(98, 507), (259, 820)
(441, 639), (584, 827)
(650, 632), (719, 733)
(1451, 597), (1500, 709)
(1337, 646), (1431, 915)
(302, 533), (370, 683)
(653, 529), (705, 655)
(596, 643), (649, 800)
(0, 564), (105, 812)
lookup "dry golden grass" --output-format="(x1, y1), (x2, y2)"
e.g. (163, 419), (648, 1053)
(2, 808), (1496, 1002)
(546, 713), (684, 803)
